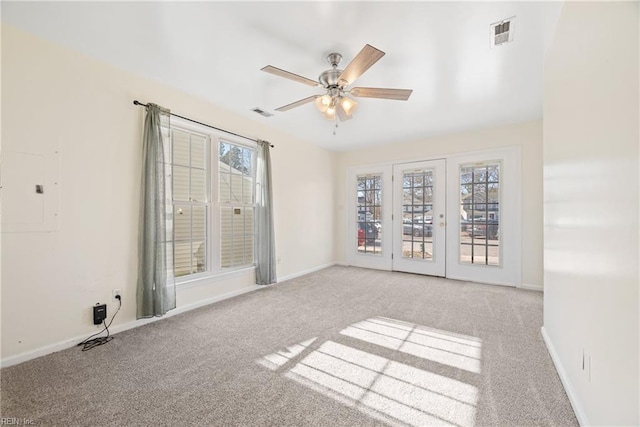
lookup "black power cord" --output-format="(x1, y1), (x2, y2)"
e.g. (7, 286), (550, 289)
(78, 295), (122, 352)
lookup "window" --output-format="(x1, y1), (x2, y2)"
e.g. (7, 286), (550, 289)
(171, 128), (209, 277)
(459, 162), (500, 266)
(219, 142), (255, 268)
(168, 119), (256, 281)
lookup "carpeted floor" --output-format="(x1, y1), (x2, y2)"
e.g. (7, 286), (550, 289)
(1, 266), (577, 426)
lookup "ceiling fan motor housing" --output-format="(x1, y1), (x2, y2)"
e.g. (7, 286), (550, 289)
(319, 69), (344, 89)
(319, 52), (348, 89)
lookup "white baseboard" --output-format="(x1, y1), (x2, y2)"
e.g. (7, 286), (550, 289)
(520, 283), (544, 292)
(3, 262), (344, 368)
(541, 326), (589, 426)
(277, 262), (336, 283)
(1, 285), (260, 368)
(334, 261), (348, 267)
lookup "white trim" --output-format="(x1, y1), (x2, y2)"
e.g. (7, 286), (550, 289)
(541, 327), (589, 426)
(449, 276), (516, 288)
(177, 266), (256, 290)
(0, 285), (260, 368)
(346, 147), (517, 171)
(277, 263), (336, 283)
(520, 283), (543, 292)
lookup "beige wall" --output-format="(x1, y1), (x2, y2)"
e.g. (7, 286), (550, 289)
(543, 2), (639, 425)
(1, 25), (335, 362)
(335, 120), (543, 287)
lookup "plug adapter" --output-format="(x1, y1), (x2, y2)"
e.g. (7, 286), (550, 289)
(93, 304), (107, 325)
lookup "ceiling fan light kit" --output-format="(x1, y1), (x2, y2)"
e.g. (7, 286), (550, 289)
(315, 92), (358, 121)
(261, 44), (412, 124)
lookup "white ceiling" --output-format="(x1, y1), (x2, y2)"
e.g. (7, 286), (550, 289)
(3, 1), (563, 151)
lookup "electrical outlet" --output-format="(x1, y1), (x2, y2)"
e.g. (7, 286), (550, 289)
(112, 289), (121, 301)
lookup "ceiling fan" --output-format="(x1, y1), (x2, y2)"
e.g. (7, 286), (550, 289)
(261, 44), (413, 121)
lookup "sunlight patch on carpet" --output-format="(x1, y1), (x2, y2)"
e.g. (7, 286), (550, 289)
(340, 317), (482, 373)
(286, 341), (478, 427)
(256, 337), (317, 370)
(257, 317), (482, 426)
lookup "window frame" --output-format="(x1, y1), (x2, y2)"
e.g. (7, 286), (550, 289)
(169, 117), (257, 286)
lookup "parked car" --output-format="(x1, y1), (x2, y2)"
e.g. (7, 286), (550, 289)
(402, 218), (433, 237)
(358, 222), (377, 246)
(413, 215), (433, 225)
(463, 218), (499, 239)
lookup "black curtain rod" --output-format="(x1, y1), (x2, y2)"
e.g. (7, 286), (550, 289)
(133, 100), (274, 148)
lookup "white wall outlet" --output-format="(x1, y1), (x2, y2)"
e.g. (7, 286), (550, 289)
(112, 289), (121, 301)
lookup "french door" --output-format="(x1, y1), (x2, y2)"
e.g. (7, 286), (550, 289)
(347, 148), (521, 287)
(392, 160), (446, 276)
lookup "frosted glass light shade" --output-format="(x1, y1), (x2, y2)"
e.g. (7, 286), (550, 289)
(322, 106), (336, 120)
(340, 96), (358, 115)
(315, 94), (332, 112)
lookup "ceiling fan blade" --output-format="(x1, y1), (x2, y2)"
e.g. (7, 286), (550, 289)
(261, 65), (320, 87)
(350, 87), (413, 101)
(275, 95), (318, 112)
(338, 44), (385, 86)
(336, 102), (353, 121)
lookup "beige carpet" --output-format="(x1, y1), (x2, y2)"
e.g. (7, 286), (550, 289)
(1, 266), (577, 426)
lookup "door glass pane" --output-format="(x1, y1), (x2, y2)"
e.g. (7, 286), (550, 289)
(460, 163), (500, 266)
(356, 174), (382, 255)
(402, 169), (434, 260)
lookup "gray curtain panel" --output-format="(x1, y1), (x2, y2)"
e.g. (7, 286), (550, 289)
(137, 103), (176, 318)
(255, 140), (277, 285)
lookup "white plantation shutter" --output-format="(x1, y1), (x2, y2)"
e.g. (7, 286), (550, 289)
(169, 128), (210, 278)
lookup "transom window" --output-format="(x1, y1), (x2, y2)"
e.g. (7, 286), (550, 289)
(168, 119), (256, 281)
